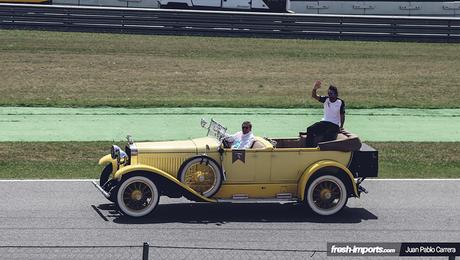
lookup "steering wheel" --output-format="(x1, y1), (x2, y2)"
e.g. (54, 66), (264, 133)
(222, 139), (232, 148)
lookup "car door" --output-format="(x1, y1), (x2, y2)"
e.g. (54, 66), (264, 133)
(270, 148), (352, 182)
(222, 149), (271, 183)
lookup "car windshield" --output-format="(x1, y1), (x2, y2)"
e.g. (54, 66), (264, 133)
(202, 119), (227, 141)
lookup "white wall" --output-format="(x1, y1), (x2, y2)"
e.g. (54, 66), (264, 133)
(289, 1), (460, 16)
(51, 0), (460, 16)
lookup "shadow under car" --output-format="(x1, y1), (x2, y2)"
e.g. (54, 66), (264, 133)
(96, 202), (378, 224)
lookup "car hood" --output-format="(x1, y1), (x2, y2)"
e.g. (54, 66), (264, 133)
(134, 137), (220, 153)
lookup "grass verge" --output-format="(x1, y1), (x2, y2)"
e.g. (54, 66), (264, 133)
(0, 142), (458, 179)
(1, 29), (460, 108)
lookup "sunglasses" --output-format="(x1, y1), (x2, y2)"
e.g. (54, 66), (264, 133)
(242, 126), (250, 129)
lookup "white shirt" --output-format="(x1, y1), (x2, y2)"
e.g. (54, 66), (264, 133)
(320, 97), (345, 126)
(226, 131), (255, 149)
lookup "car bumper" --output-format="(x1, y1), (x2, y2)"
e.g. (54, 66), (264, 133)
(92, 180), (110, 199)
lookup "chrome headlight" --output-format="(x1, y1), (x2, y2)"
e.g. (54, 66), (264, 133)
(111, 145), (119, 159)
(111, 145), (128, 161)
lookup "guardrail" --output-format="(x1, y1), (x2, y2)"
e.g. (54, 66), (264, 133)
(0, 3), (459, 42)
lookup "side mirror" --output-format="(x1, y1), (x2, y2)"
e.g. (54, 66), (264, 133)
(200, 118), (208, 128)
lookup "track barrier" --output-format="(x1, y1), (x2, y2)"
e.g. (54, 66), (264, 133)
(0, 3), (459, 42)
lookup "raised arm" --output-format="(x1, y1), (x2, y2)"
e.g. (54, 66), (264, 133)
(311, 80), (322, 101)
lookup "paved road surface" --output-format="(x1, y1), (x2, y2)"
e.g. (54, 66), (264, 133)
(1, 107), (459, 141)
(0, 180), (459, 259)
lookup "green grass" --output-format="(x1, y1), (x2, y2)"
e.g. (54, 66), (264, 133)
(0, 142), (458, 179)
(0, 142), (121, 179)
(1, 29), (460, 108)
(1, 30), (458, 179)
(368, 142), (460, 178)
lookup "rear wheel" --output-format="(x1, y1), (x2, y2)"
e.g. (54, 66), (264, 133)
(116, 175), (160, 218)
(305, 175), (348, 216)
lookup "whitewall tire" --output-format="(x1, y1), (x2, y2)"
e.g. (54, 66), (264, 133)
(306, 175), (348, 216)
(116, 175), (160, 218)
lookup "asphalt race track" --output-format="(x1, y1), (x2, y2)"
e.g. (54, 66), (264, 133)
(0, 180), (459, 259)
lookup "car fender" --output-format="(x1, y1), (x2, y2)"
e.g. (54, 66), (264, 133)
(98, 154), (117, 174)
(298, 160), (358, 201)
(113, 164), (216, 203)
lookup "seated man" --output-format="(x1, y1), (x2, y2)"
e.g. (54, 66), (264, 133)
(224, 121), (255, 149)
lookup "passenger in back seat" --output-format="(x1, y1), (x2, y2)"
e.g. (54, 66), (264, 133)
(305, 80), (346, 147)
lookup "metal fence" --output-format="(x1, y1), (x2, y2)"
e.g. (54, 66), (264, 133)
(1, 243), (458, 259)
(0, 3), (459, 42)
(0, 243), (328, 259)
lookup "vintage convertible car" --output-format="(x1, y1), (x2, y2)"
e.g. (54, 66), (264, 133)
(93, 119), (378, 218)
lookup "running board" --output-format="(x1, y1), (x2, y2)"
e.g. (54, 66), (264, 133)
(217, 198), (298, 204)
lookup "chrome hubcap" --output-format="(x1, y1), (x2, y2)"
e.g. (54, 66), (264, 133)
(123, 182), (153, 211)
(131, 190), (143, 201)
(312, 180), (341, 210)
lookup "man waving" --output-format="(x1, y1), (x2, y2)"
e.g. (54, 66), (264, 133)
(305, 80), (345, 147)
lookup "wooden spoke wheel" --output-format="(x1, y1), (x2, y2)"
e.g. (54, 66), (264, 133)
(116, 175), (160, 218)
(306, 175), (348, 216)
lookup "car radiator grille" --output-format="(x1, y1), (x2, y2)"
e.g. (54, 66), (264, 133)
(125, 145), (131, 165)
(137, 155), (192, 177)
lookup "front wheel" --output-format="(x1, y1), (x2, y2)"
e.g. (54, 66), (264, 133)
(100, 164), (117, 202)
(116, 175), (160, 218)
(99, 164), (113, 186)
(305, 175), (348, 216)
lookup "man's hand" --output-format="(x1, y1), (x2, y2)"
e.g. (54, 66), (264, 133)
(313, 80), (322, 90)
(311, 80), (322, 101)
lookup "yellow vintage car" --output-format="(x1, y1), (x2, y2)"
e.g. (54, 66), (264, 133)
(93, 119), (378, 218)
